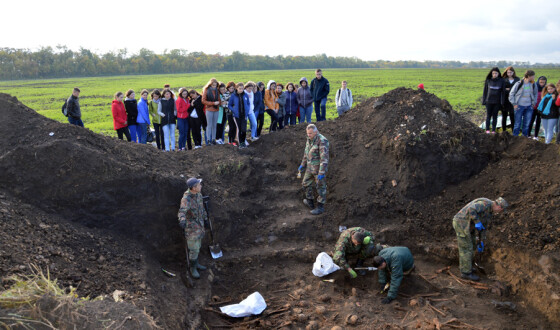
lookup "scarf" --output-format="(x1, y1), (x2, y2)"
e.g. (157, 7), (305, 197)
(206, 87), (219, 102)
(538, 94), (553, 115)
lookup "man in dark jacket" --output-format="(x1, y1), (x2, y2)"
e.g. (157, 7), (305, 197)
(66, 87), (83, 127)
(373, 246), (415, 304)
(310, 69), (330, 122)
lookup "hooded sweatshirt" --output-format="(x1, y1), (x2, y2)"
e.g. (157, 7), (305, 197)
(297, 77), (314, 108)
(482, 76), (505, 105)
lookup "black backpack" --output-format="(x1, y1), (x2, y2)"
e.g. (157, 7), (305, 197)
(61, 99), (69, 117)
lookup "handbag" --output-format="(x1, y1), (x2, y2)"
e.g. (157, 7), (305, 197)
(146, 125), (155, 143)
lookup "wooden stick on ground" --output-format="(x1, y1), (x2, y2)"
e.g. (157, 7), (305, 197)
(427, 302), (446, 317)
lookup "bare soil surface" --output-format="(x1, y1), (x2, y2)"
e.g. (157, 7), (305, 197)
(1, 89), (559, 329)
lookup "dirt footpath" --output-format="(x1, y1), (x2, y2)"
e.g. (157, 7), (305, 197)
(0, 89), (558, 329)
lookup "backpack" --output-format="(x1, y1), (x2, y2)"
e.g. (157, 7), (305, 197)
(336, 88), (351, 103)
(61, 99), (69, 117)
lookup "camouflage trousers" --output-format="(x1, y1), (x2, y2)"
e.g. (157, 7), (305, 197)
(452, 219), (476, 274)
(302, 168), (327, 204)
(186, 237), (202, 261)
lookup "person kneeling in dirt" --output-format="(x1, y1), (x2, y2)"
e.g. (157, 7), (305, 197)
(333, 227), (379, 278)
(299, 124), (329, 215)
(178, 177), (208, 279)
(452, 197), (508, 281)
(373, 247), (415, 304)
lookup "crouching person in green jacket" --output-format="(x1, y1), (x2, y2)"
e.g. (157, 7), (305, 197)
(373, 246), (415, 304)
(178, 177), (208, 279)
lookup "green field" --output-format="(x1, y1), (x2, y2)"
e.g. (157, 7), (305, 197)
(1, 68), (559, 136)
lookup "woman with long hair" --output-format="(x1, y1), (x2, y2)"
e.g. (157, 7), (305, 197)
(244, 81), (258, 143)
(537, 83), (559, 144)
(501, 66), (520, 131)
(112, 92), (131, 141)
(202, 78), (220, 145)
(264, 80), (279, 132)
(224, 82), (237, 144)
(137, 89), (150, 144)
(124, 89), (139, 142)
(215, 82), (227, 144)
(528, 76), (547, 140)
(255, 82), (266, 137)
(157, 88), (177, 151)
(482, 67), (505, 133)
(228, 82), (251, 149)
(149, 90), (164, 149)
(188, 90), (207, 149)
(176, 87), (192, 150)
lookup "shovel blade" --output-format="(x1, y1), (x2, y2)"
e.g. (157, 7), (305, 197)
(210, 244), (223, 259)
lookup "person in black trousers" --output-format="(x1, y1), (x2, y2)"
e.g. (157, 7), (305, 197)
(188, 90), (207, 149)
(482, 67), (505, 134)
(501, 66), (520, 132)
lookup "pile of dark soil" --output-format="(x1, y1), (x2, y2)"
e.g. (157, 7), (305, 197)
(1, 88), (559, 328)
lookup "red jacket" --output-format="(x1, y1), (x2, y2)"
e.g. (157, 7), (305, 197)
(176, 97), (191, 119)
(112, 100), (128, 130)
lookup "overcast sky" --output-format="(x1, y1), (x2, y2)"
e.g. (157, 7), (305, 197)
(3, 0), (559, 63)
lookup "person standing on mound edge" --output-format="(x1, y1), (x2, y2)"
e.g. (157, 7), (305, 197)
(66, 87), (83, 127)
(299, 124), (329, 215)
(482, 67), (505, 134)
(178, 177), (208, 279)
(509, 70), (537, 137)
(452, 197), (508, 281)
(124, 90), (139, 143)
(310, 69), (330, 121)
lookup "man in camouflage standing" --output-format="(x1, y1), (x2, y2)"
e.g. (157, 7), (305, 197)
(178, 177), (208, 279)
(452, 197), (508, 281)
(299, 124), (329, 215)
(333, 227), (379, 278)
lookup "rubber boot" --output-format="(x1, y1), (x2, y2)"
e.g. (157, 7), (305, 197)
(196, 259), (207, 271)
(356, 259), (366, 276)
(461, 272), (480, 281)
(303, 199), (315, 209)
(311, 203), (324, 215)
(190, 259), (200, 279)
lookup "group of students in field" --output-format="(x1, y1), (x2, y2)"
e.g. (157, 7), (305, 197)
(483, 67), (560, 144)
(108, 69), (353, 151)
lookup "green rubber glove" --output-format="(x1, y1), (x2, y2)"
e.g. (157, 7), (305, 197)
(363, 236), (371, 245)
(348, 268), (357, 279)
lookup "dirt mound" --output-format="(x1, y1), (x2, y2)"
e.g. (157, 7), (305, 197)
(1, 89), (560, 328)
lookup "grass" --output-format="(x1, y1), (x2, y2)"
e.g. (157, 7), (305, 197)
(1, 68), (559, 136)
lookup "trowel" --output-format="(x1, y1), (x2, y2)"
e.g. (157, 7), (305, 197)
(354, 267), (378, 271)
(203, 196), (223, 259)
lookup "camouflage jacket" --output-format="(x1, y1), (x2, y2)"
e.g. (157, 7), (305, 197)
(377, 247), (415, 299)
(333, 227), (374, 270)
(453, 198), (493, 241)
(300, 133), (329, 175)
(178, 190), (207, 239)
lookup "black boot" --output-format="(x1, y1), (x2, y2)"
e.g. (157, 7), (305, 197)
(356, 259), (366, 276)
(461, 272), (480, 281)
(196, 259), (207, 271)
(190, 259), (200, 279)
(311, 203), (324, 215)
(303, 199), (315, 209)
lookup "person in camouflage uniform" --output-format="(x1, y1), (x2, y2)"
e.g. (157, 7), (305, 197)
(178, 177), (208, 279)
(333, 227), (378, 278)
(299, 124), (329, 215)
(373, 246), (415, 304)
(452, 197), (508, 281)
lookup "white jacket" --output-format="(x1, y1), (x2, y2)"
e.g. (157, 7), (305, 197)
(335, 88), (353, 108)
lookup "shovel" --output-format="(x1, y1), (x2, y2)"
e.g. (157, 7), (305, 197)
(474, 240), (487, 275)
(203, 196), (223, 259)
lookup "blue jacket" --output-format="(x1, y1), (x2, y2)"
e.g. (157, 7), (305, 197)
(137, 98), (150, 124)
(253, 90), (264, 116)
(228, 92), (251, 119)
(284, 91), (298, 115)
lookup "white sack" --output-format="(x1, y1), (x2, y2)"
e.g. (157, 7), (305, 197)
(312, 252), (341, 277)
(220, 292), (267, 317)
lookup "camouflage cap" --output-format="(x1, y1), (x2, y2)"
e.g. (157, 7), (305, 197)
(495, 197), (508, 209)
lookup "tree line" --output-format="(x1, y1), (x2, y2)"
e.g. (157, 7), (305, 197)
(1, 46), (558, 81)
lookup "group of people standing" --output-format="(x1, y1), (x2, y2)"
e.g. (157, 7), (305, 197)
(105, 69), (353, 151)
(483, 67), (560, 144)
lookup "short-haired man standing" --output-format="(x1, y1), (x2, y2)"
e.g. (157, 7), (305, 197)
(66, 87), (83, 127)
(298, 124), (329, 215)
(509, 70), (537, 137)
(310, 69), (330, 121)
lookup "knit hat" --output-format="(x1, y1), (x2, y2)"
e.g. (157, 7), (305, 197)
(187, 177), (202, 189)
(418, 83), (424, 90)
(373, 256), (385, 267)
(495, 197), (508, 209)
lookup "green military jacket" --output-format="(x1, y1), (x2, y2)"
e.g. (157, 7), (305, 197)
(333, 227), (374, 270)
(300, 133), (329, 175)
(178, 190), (207, 239)
(453, 198), (493, 240)
(377, 246), (414, 299)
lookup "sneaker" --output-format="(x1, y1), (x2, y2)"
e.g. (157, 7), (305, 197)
(533, 137), (539, 141)
(252, 136), (259, 141)
(491, 131), (496, 134)
(245, 141), (249, 146)
(194, 146), (202, 149)
(485, 130), (490, 134)
(216, 139), (224, 145)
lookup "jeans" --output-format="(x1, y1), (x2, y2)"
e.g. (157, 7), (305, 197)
(177, 118), (191, 150)
(513, 105), (533, 136)
(137, 123), (148, 144)
(247, 112), (257, 138)
(284, 113), (297, 126)
(153, 123), (164, 149)
(68, 117), (84, 127)
(128, 124), (140, 143)
(257, 112), (265, 137)
(314, 98), (327, 121)
(162, 123), (176, 151)
(485, 103), (500, 132)
(300, 105), (313, 123)
(206, 111), (219, 142)
(542, 118), (558, 144)
(528, 110), (541, 137)
(116, 127), (131, 141)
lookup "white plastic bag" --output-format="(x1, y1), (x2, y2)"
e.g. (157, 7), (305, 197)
(312, 252), (341, 277)
(220, 292), (267, 317)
